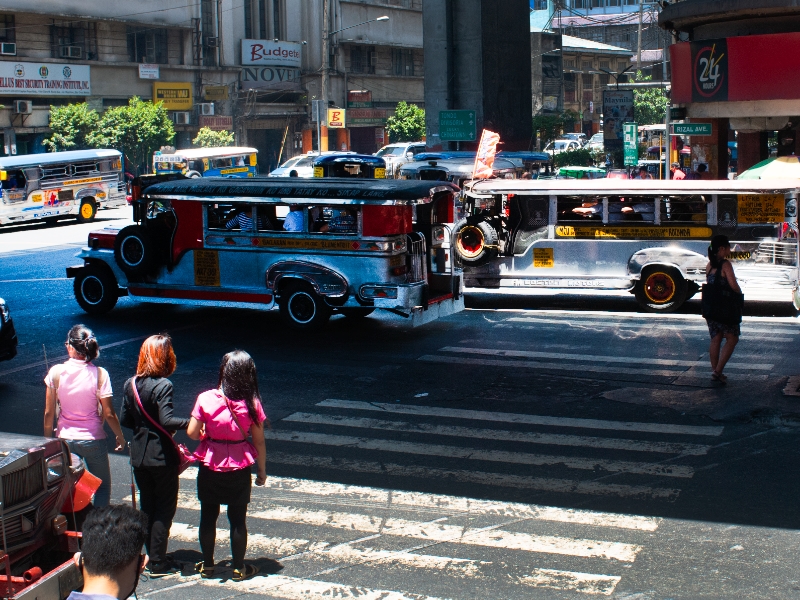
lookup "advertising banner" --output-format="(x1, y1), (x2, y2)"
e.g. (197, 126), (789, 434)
(0, 62), (90, 96)
(691, 38), (728, 103)
(199, 115), (233, 131)
(348, 108), (389, 126)
(347, 90), (373, 108)
(602, 90), (634, 147)
(240, 66), (302, 91)
(153, 82), (192, 110)
(623, 122), (638, 166)
(241, 40), (302, 68)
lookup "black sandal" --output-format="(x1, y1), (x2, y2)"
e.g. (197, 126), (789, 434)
(195, 561), (215, 579)
(232, 564), (259, 582)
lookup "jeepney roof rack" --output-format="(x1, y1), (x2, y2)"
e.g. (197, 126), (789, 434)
(464, 178), (800, 196)
(143, 176), (460, 204)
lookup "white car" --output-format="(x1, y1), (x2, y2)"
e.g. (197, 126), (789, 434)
(375, 142), (426, 177)
(268, 151), (356, 178)
(586, 132), (604, 152)
(543, 139), (582, 156)
(562, 132), (588, 146)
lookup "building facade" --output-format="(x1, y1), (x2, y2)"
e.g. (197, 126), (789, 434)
(660, 0), (800, 177)
(0, 0), (424, 172)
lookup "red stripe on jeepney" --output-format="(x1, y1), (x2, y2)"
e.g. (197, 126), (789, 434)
(128, 287), (273, 304)
(428, 292), (453, 305)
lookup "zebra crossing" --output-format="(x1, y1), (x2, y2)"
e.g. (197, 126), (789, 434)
(135, 397), (726, 598)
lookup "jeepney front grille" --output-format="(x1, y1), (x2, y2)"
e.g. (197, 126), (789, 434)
(753, 242), (797, 266)
(407, 234), (427, 283)
(1, 459), (45, 509)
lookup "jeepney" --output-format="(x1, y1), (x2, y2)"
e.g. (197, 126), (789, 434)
(398, 153), (521, 188)
(458, 178), (800, 312)
(312, 154), (386, 179)
(66, 177), (464, 329)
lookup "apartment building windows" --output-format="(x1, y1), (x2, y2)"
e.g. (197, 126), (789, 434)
(202, 0), (217, 66)
(0, 15), (15, 44)
(128, 27), (168, 64)
(392, 49), (414, 76)
(350, 45), (376, 74)
(50, 20), (98, 60)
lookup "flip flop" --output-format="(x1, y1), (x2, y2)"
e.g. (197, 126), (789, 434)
(712, 371), (728, 384)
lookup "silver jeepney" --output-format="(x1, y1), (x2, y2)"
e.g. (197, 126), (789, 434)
(67, 177), (464, 329)
(459, 179), (800, 312)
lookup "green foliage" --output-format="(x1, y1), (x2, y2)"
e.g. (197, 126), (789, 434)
(386, 101), (425, 143)
(553, 148), (594, 168)
(193, 127), (235, 148)
(43, 103), (100, 152)
(633, 71), (669, 126)
(88, 97), (175, 174)
(532, 110), (580, 149)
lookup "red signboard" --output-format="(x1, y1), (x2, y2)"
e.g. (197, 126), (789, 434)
(199, 115), (233, 130)
(671, 32), (800, 104)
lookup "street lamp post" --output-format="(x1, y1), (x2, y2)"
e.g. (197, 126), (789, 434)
(319, 9), (389, 152)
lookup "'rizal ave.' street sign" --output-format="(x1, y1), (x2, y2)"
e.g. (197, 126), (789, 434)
(439, 110), (476, 141)
(673, 123), (712, 136)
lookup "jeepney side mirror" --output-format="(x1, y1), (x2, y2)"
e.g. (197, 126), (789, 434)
(132, 200), (144, 223)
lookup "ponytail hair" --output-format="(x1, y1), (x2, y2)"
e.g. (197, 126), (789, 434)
(708, 234), (730, 270)
(66, 324), (99, 362)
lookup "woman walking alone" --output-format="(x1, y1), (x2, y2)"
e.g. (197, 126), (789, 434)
(187, 350), (267, 582)
(44, 325), (126, 507)
(705, 235), (742, 383)
(119, 335), (189, 577)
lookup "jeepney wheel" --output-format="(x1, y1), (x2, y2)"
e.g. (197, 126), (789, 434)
(76, 199), (97, 223)
(114, 225), (156, 275)
(634, 266), (688, 313)
(339, 307), (376, 319)
(453, 218), (498, 266)
(279, 282), (331, 330)
(186, 170), (202, 178)
(74, 265), (118, 314)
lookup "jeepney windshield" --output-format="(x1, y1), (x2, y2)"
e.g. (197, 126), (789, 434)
(376, 146), (406, 157)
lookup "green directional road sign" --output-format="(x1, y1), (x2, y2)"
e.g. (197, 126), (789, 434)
(673, 123), (712, 136)
(623, 122), (638, 167)
(439, 110), (477, 142)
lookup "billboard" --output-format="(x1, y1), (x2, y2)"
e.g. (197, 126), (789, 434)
(153, 82), (192, 110)
(602, 89), (634, 149)
(241, 40), (302, 68)
(0, 62), (90, 96)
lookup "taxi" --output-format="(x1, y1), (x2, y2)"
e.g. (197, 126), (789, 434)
(66, 177), (464, 329)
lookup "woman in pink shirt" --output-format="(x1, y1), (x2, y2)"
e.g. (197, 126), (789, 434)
(187, 350), (267, 582)
(44, 325), (126, 507)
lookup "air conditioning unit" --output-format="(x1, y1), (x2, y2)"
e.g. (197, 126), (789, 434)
(198, 103), (214, 116)
(59, 45), (82, 59)
(172, 111), (191, 125)
(0, 43), (16, 56)
(13, 100), (32, 115)
(205, 37), (219, 48)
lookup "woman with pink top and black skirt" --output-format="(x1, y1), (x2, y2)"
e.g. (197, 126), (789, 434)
(187, 350), (267, 582)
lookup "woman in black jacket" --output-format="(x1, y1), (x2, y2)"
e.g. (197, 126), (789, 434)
(120, 334), (189, 577)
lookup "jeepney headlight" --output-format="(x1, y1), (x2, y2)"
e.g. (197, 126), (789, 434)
(0, 299), (9, 323)
(46, 454), (66, 483)
(432, 227), (446, 243)
(361, 286), (398, 299)
(393, 238), (406, 252)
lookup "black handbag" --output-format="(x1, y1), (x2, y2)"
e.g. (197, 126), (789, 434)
(701, 261), (744, 326)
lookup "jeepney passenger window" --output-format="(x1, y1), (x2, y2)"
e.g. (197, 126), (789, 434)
(255, 206), (278, 231)
(558, 196), (601, 222)
(212, 157), (234, 169)
(607, 197), (655, 223)
(206, 203), (240, 230)
(311, 205), (359, 234)
(660, 196), (707, 223)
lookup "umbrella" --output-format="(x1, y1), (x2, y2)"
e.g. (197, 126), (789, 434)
(738, 155), (800, 179)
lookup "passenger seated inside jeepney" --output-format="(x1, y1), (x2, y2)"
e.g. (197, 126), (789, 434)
(283, 205), (304, 231)
(312, 206), (358, 234)
(225, 206), (274, 231)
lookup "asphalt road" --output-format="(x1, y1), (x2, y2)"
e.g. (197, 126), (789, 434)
(2, 215), (800, 599)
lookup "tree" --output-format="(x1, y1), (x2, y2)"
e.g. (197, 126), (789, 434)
(43, 103), (100, 152)
(553, 148), (594, 168)
(193, 127), (235, 147)
(633, 71), (669, 126)
(89, 97), (175, 174)
(532, 110), (580, 149)
(386, 101), (425, 143)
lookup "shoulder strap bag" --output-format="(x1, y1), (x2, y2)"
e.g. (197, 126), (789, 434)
(701, 260), (744, 326)
(131, 376), (196, 473)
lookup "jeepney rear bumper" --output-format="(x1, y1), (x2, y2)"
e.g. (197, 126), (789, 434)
(360, 280), (427, 310)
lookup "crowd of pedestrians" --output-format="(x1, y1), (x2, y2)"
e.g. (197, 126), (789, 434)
(45, 329), (269, 591)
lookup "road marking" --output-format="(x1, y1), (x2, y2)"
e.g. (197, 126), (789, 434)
(0, 277), (69, 283)
(170, 522), (326, 557)
(520, 568), (621, 596)
(177, 471), (660, 531)
(267, 430), (695, 478)
(505, 316), (798, 336)
(438, 346), (773, 371)
(268, 452), (680, 500)
(419, 354), (770, 380)
(283, 412), (711, 456)
(317, 400), (724, 437)
(195, 575), (448, 600)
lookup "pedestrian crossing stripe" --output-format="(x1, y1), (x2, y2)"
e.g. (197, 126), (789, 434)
(177, 471), (661, 531)
(266, 429), (696, 478)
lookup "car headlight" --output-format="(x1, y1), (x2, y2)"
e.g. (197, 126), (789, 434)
(46, 454), (66, 483)
(0, 299), (8, 323)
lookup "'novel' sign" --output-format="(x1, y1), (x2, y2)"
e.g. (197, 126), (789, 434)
(240, 66), (302, 91)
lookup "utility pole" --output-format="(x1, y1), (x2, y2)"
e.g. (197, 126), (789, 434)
(663, 27), (670, 180)
(320, 0), (330, 153)
(637, 1), (643, 75)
